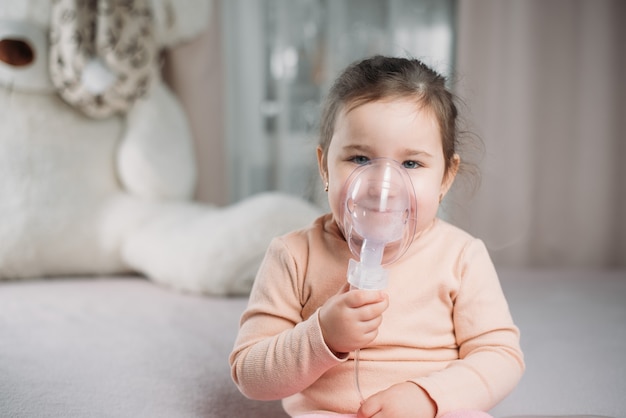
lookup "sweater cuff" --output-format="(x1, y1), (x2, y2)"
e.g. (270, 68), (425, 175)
(409, 378), (447, 418)
(313, 308), (349, 361)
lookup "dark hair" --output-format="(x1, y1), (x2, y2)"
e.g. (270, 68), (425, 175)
(319, 55), (464, 179)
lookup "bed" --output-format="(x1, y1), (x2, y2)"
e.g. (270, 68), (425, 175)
(1, 268), (624, 417)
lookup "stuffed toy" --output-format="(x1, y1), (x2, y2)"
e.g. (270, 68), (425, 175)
(0, 0), (321, 295)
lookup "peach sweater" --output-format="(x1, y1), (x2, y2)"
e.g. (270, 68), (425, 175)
(230, 214), (524, 417)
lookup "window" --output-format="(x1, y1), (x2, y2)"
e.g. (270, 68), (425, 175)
(221, 0), (456, 205)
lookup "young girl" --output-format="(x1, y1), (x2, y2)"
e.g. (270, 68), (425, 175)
(229, 56), (524, 418)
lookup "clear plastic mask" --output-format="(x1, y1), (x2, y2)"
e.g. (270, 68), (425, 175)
(339, 158), (417, 289)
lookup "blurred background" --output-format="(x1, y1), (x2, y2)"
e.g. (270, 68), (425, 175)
(164, 0), (625, 270)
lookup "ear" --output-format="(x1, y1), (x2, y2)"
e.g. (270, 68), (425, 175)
(440, 153), (460, 198)
(316, 146), (328, 184)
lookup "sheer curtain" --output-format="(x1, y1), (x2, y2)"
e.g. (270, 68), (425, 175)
(450, 0), (626, 268)
(163, 0), (230, 206)
(163, 0), (456, 207)
(165, 0), (626, 268)
(219, 0), (456, 205)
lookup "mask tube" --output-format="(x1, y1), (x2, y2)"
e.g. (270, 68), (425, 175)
(340, 158), (417, 290)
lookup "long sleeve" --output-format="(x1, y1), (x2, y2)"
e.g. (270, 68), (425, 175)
(411, 239), (525, 416)
(229, 236), (345, 400)
(229, 216), (524, 417)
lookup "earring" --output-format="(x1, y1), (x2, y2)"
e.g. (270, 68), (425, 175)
(324, 182), (329, 192)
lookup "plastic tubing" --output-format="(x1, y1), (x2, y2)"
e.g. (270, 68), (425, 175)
(341, 158), (417, 403)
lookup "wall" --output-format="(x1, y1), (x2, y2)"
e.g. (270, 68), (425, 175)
(451, 0), (626, 267)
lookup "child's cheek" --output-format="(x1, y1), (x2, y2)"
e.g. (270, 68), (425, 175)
(411, 179), (442, 229)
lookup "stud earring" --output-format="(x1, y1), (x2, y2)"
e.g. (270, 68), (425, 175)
(324, 182), (329, 192)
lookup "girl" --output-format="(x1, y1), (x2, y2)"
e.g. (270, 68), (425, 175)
(229, 56), (524, 418)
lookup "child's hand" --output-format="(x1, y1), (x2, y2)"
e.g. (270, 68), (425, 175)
(318, 283), (388, 355)
(356, 382), (436, 418)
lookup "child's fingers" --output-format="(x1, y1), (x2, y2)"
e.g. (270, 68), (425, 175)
(345, 289), (387, 309)
(354, 298), (389, 323)
(357, 394), (382, 418)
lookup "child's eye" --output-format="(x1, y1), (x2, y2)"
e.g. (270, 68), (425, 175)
(350, 155), (370, 165)
(402, 160), (422, 169)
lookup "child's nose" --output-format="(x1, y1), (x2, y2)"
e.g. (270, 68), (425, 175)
(365, 178), (402, 210)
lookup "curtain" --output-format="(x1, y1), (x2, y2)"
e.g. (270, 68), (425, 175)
(163, 0), (230, 206)
(450, 0), (626, 268)
(166, 0), (626, 268)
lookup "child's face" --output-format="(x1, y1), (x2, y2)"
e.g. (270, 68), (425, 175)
(318, 98), (458, 236)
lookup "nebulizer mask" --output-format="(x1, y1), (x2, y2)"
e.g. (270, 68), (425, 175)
(339, 158), (417, 400)
(341, 158), (417, 290)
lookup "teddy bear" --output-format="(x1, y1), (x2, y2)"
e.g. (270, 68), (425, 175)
(0, 0), (321, 295)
